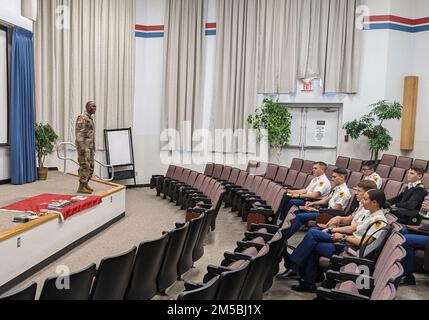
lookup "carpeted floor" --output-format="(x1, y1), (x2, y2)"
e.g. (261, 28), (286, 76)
(1, 184), (429, 300)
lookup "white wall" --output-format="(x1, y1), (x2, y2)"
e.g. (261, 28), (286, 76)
(0, 0), (33, 181)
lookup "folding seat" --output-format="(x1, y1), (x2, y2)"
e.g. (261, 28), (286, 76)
(422, 173), (429, 189)
(347, 172), (363, 189)
(326, 165), (337, 180)
(0, 282), (37, 301)
(290, 158), (304, 172)
(301, 160), (315, 175)
(186, 179), (217, 209)
(265, 164), (279, 181)
(230, 175), (256, 212)
(219, 244), (271, 300)
(193, 209), (217, 263)
(383, 180), (403, 200)
(413, 159), (429, 172)
(157, 223), (190, 294)
(376, 164), (391, 179)
(204, 163), (215, 177)
(291, 172), (308, 190)
(283, 169), (299, 188)
(395, 156), (413, 170)
(212, 164), (224, 180)
(335, 156), (350, 169)
(226, 168), (241, 185)
(246, 188), (288, 228)
(177, 276), (220, 301)
(239, 180), (275, 222)
(380, 154), (397, 167)
(232, 176), (264, 214)
(348, 158), (363, 172)
(178, 175), (207, 208)
(224, 171), (248, 208)
(125, 234), (170, 300)
(388, 167), (406, 182)
(218, 166), (232, 183)
(274, 166), (289, 184)
(40, 264), (96, 300)
(167, 169), (191, 200)
(304, 175), (315, 188)
(151, 165), (176, 190)
(177, 214), (205, 276)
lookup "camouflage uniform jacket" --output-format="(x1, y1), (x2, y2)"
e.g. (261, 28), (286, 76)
(75, 112), (95, 149)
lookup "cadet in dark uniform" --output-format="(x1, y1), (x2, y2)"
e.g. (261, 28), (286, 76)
(388, 166), (428, 225)
(75, 101), (97, 194)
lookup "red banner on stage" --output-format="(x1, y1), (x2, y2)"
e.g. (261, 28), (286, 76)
(0, 194), (102, 221)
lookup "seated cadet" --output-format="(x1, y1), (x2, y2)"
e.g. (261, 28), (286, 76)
(277, 180), (377, 282)
(362, 160), (382, 190)
(278, 162), (332, 222)
(283, 168), (352, 240)
(399, 199), (429, 286)
(388, 166), (428, 225)
(280, 188), (388, 293)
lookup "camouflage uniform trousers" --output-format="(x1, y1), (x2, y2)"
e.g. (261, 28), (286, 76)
(77, 146), (95, 184)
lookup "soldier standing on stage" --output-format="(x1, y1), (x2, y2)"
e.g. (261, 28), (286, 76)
(75, 101), (97, 194)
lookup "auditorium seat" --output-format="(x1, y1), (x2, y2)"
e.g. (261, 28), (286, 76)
(291, 172), (308, 190)
(384, 180), (403, 200)
(246, 160), (260, 173)
(347, 172), (364, 188)
(177, 214), (205, 276)
(151, 165), (176, 190)
(204, 163), (215, 177)
(0, 282), (37, 301)
(40, 264), (96, 300)
(157, 223), (190, 294)
(290, 158), (304, 172)
(178, 276), (220, 301)
(218, 166), (232, 183)
(283, 169), (299, 188)
(348, 159), (363, 172)
(265, 164), (279, 181)
(212, 164), (224, 180)
(413, 159), (429, 172)
(90, 247), (137, 300)
(304, 175), (315, 188)
(274, 166), (289, 184)
(395, 156), (413, 170)
(335, 156), (350, 169)
(376, 164), (391, 179)
(301, 160), (315, 175)
(380, 154), (397, 167)
(422, 173), (429, 189)
(388, 167), (406, 182)
(125, 234), (170, 300)
(326, 165), (338, 180)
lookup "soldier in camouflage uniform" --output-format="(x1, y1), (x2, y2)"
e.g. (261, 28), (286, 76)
(75, 101), (97, 194)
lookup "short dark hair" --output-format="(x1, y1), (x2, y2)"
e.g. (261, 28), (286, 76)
(333, 168), (348, 180)
(362, 161), (378, 171)
(410, 166), (425, 177)
(367, 189), (388, 209)
(314, 162), (328, 172)
(357, 180), (378, 192)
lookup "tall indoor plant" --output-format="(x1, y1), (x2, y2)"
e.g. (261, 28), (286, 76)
(35, 123), (59, 180)
(343, 100), (403, 161)
(248, 98), (292, 164)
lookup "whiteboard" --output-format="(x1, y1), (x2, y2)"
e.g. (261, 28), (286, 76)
(0, 29), (7, 145)
(105, 129), (133, 166)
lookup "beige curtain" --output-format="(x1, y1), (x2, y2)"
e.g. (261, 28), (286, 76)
(212, 0), (259, 152)
(34, 0), (135, 149)
(162, 0), (205, 151)
(257, 0), (361, 94)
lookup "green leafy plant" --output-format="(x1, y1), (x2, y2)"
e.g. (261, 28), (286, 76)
(248, 98), (292, 164)
(35, 123), (59, 168)
(343, 100), (403, 161)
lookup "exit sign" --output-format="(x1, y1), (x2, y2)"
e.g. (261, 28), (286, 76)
(301, 80), (313, 91)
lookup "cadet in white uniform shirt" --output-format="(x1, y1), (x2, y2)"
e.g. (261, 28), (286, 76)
(285, 167), (352, 238)
(362, 161), (383, 190)
(278, 162), (332, 221)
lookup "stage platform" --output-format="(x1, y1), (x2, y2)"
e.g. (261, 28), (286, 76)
(0, 172), (126, 295)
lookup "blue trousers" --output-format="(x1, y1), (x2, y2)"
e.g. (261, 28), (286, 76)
(401, 229), (429, 276)
(287, 211), (319, 239)
(290, 228), (337, 284)
(278, 199), (306, 222)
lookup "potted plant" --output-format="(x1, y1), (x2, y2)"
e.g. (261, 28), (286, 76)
(248, 98), (292, 164)
(343, 100), (403, 161)
(35, 123), (59, 180)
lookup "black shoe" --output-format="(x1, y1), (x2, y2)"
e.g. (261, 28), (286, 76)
(399, 275), (416, 286)
(292, 281), (317, 293)
(276, 269), (299, 280)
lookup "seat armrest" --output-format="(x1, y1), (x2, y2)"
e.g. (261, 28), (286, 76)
(235, 241), (264, 252)
(184, 281), (204, 291)
(250, 224), (280, 233)
(316, 287), (370, 301)
(223, 251), (253, 262)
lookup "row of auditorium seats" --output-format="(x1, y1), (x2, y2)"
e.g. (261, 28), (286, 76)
(177, 211), (298, 300)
